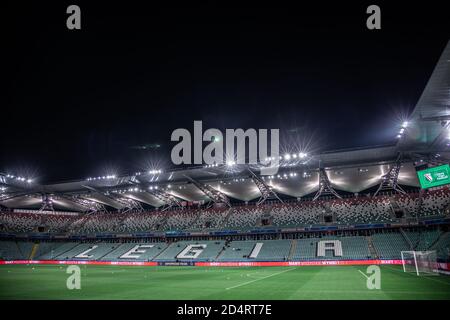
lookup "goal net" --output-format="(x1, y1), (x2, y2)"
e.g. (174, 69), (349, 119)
(401, 251), (439, 276)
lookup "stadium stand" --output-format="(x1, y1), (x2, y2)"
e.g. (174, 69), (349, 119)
(431, 232), (450, 261)
(100, 242), (168, 261)
(1, 189), (449, 235)
(53, 242), (122, 260)
(371, 231), (410, 259)
(330, 197), (394, 225)
(44, 214), (80, 233)
(116, 211), (165, 232)
(395, 187), (450, 219)
(271, 202), (322, 226)
(403, 229), (441, 251)
(253, 240), (291, 261)
(0, 241), (29, 260)
(190, 208), (231, 230)
(37, 242), (80, 260)
(222, 206), (267, 229)
(74, 213), (123, 234)
(1, 187), (450, 265)
(154, 240), (224, 261)
(291, 236), (371, 260)
(395, 193), (421, 217)
(216, 240), (290, 261)
(163, 209), (201, 231)
(0, 212), (39, 233)
(421, 187), (450, 217)
(217, 241), (259, 261)
(33, 242), (68, 259)
(0, 226), (449, 262)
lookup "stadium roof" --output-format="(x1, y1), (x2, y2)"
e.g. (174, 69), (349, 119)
(1, 40), (450, 212)
(398, 41), (450, 151)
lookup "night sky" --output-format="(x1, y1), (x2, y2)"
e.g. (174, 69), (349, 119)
(3, 2), (450, 183)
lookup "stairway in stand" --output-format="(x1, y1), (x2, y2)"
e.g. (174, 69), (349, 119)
(366, 236), (379, 259)
(288, 239), (297, 261)
(29, 243), (39, 260)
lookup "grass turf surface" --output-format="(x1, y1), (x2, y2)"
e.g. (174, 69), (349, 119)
(0, 265), (449, 300)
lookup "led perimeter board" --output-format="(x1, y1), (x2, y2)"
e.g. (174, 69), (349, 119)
(417, 164), (450, 189)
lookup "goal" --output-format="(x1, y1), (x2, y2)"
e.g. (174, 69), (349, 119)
(401, 251), (439, 276)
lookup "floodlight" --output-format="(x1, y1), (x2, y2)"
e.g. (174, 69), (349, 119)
(227, 160), (235, 166)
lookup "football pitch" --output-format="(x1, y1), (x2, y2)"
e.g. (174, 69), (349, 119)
(1, 265), (449, 300)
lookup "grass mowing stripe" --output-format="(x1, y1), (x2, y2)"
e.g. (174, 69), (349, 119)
(1, 265), (449, 299)
(225, 267), (297, 290)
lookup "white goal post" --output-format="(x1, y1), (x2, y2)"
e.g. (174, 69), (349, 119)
(401, 250), (439, 276)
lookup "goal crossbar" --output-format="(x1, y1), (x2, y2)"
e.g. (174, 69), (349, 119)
(401, 250), (439, 276)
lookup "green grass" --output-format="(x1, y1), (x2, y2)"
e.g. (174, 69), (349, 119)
(1, 265), (449, 300)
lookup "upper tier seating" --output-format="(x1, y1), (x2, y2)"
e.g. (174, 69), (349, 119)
(395, 187), (450, 218)
(116, 212), (165, 232)
(74, 213), (122, 234)
(0, 212), (40, 233)
(43, 215), (79, 233)
(271, 203), (322, 226)
(1, 187), (449, 235)
(163, 209), (201, 231)
(222, 206), (266, 229)
(421, 188), (450, 217)
(330, 197), (394, 225)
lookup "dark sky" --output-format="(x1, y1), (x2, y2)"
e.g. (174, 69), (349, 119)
(3, 1), (450, 183)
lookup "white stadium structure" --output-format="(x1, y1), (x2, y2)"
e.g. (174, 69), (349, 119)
(0, 41), (450, 269)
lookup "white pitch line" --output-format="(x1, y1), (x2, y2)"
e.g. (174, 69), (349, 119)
(358, 269), (369, 279)
(225, 268), (296, 290)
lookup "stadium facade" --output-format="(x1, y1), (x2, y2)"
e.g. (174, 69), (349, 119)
(1, 41), (450, 270)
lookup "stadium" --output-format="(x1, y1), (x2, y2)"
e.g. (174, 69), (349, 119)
(2, 4), (450, 302)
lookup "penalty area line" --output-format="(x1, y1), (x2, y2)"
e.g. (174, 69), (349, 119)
(225, 267), (296, 290)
